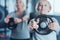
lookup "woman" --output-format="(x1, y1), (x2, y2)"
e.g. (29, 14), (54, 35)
(4, 0), (30, 40)
(29, 0), (60, 40)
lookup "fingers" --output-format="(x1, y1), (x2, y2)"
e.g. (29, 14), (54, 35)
(48, 22), (57, 30)
(29, 21), (34, 29)
(4, 15), (12, 23)
(4, 18), (9, 23)
(14, 18), (17, 23)
(36, 18), (40, 24)
(14, 18), (22, 23)
(47, 18), (52, 23)
(29, 20), (39, 29)
(48, 23), (53, 29)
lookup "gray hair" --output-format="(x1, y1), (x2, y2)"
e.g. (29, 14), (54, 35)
(35, 0), (51, 12)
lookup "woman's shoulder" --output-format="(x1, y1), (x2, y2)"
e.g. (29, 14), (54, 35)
(7, 11), (16, 16)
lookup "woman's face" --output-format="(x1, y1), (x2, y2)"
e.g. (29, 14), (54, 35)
(16, 1), (24, 10)
(38, 1), (51, 14)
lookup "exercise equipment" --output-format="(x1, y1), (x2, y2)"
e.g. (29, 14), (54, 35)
(5, 18), (18, 30)
(33, 15), (54, 35)
(0, 5), (8, 28)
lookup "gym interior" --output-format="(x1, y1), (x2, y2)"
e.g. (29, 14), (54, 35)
(0, 0), (60, 40)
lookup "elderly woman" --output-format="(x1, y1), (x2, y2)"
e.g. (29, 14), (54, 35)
(4, 0), (30, 40)
(29, 0), (60, 40)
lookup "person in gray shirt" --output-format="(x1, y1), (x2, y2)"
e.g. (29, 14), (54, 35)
(4, 0), (30, 40)
(29, 0), (60, 40)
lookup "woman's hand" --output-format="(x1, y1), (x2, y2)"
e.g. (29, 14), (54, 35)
(29, 19), (39, 29)
(14, 18), (22, 23)
(48, 22), (58, 30)
(47, 18), (58, 30)
(4, 16), (11, 23)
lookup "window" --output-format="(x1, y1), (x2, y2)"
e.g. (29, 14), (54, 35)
(48, 0), (60, 15)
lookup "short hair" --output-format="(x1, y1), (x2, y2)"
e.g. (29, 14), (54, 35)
(16, 0), (24, 5)
(35, 0), (51, 12)
(16, 0), (26, 10)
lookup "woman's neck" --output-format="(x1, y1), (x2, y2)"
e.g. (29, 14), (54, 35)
(16, 9), (24, 15)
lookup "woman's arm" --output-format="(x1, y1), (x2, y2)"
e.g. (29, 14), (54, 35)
(14, 14), (29, 23)
(29, 19), (39, 29)
(48, 17), (60, 34)
(4, 16), (11, 23)
(4, 12), (14, 23)
(14, 12), (30, 23)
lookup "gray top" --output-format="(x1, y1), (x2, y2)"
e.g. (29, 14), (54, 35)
(31, 18), (60, 40)
(30, 13), (60, 40)
(8, 11), (30, 39)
